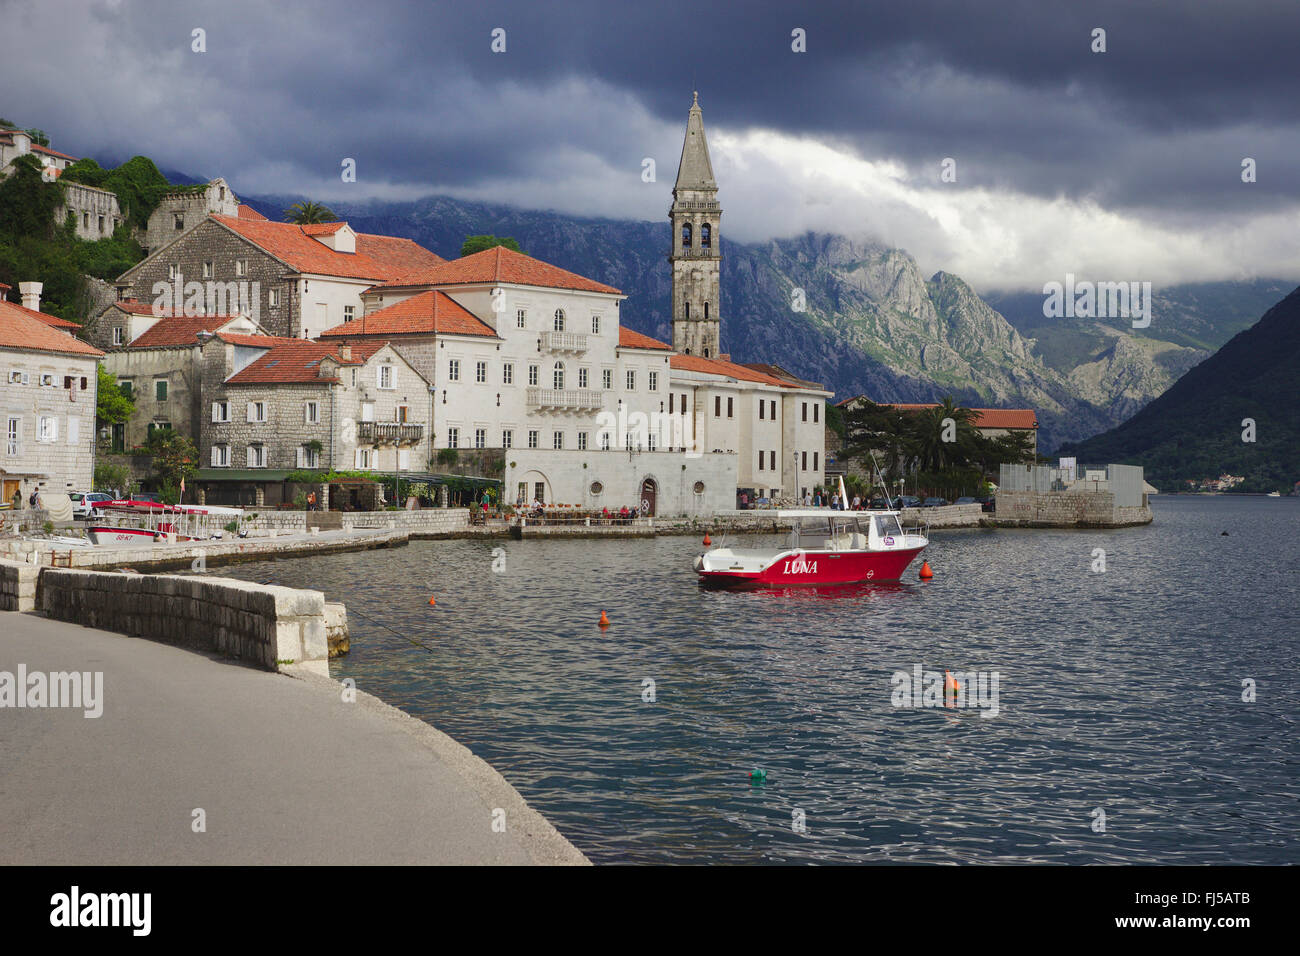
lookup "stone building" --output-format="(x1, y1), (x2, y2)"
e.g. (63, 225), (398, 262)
(99, 313), (272, 459)
(111, 210), (445, 340)
(0, 128), (77, 177)
(140, 178), (240, 255)
(0, 295), (104, 505)
(671, 92), (722, 359)
(195, 337), (431, 506)
(54, 181), (125, 241)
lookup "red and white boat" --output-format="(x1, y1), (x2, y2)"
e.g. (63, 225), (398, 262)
(694, 508), (928, 588)
(87, 500), (244, 548)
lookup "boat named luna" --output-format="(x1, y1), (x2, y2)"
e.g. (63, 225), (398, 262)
(694, 509), (928, 588)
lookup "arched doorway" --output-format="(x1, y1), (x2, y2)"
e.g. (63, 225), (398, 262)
(640, 477), (658, 516)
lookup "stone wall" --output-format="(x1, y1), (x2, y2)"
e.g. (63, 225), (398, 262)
(0, 558), (39, 611)
(994, 490), (1153, 528)
(55, 182), (123, 241)
(39, 568), (330, 674)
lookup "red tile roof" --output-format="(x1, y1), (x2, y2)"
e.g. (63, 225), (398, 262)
(225, 340), (386, 385)
(300, 222), (345, 235)
(2, 299), (80, 330)
(378, 245), (621, 295)
(215, 332), (295, 348)
(318, 290), (497, 339)
(838, 396), (1037, 429)
(0, 300), (103, 357)
(236, 204), (268, 220)
(617, 328), (672, 351)
(671, 353), (817, 389)
(126, 315), (246, 348)
(112, 300), (168, 316)
(210, 215), (444, 280)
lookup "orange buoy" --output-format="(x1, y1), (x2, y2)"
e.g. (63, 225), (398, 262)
(919, 560), (933, 580)
(427, 596), (437, 606)
(944, 669), (961, 706)
(599, 610), (609, 629)
(703, 533), (712, 546)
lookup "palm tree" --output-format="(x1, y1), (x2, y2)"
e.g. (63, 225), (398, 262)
(283, 200), (337, 224)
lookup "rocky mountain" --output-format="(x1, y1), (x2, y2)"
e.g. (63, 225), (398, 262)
(1058, 286), (1300, 491)
(240, 191), (1281, 450)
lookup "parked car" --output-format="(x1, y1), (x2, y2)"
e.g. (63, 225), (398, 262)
(132, 492), (162, 503)
(922, 497), (949, 508)
(897, 495), (922, 509)
(70, 492), (113, 519)
(977, 496), (996, 513)
(868, 497), (888, 509)
(955, 496), (977, 505)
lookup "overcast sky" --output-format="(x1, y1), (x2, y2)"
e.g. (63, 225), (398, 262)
(4, 0), (1299, 291)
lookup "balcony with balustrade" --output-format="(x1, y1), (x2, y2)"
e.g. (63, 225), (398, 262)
(357, 421), (424, 445)
(539, 330), (588, 352)
(526, 388), (604, 411)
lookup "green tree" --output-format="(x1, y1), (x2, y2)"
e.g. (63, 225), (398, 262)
(24, 128), (50, 147)
(460, 234), (523, 257)
(96, 366), (134, 426)
(283, 200), (337, 224)
(144, 430), (198, 491)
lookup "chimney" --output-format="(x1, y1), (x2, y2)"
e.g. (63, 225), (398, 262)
(338, 344), (352, 362)
(19, 282), (42, 312)
(0, 282), (10, 301)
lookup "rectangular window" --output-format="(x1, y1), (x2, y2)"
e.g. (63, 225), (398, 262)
(448, 427), (459, 448)
(110, 423), (124, 453)
(528, 365), (539, 386)
(715, 396), (721, 417)
(475, 428), (486, 449)
(527, 429), (539, 449)
(553, 431), (563, 450)
(600, 431), (611, 450)
(396, 405), (410, 424)
(626, 370), (636, 391)
(98, 215), (104, 234)
(802, 451), (808, 471)
(727, 397), (734, 418)
(247, 444), (265, 468)
(647, 432), (657, 451)
(112, 327), (123, 346)
(212, 401), (230, 423)
(516, 309), (526, 329)
(378, 365), (394, 389)
(591, 315), (600, 334)
(211, 443), (229, 467)
(813, 452), (819, 471)
(577, 431), (587, 450)
(299, 445), (320, 468)
(361, 402), (374, 422)
(758, 451), (764, 471)
(173, 213), (184, 230)
(236, 259), (248, 278)
(503, 429), (513, 449)
(770, 400), (777, 419)
(669, 393), (675, 413)
(476, 361), (487, 383)
(648, 371), (658, 392)
(118, 379), (132, 396)
(770, 450), (776, 470)
(578, 367), (588, 389)
(602, 369), (612, 390)
(759, 401), (765, 420)
(343, 305), (355, 323)
(503, 363), (514, 385)
(814, 404), (819, 423)
(6, 417), (19, 456)
(155, 379), (168, 401)
(168, 263), (179, 280)
(202, 261), (213, 279)
(802, 402), (808, 422)
(355, 448), (371, 469)
(40, 373), (55, 387)
(305, 401), (319, 424)
(247, 401), (266, 423)
(269, 289), (281, 308)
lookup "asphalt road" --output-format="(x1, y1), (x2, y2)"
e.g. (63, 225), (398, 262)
(0, 613), (587, 865)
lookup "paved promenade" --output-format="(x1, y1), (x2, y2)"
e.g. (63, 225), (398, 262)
(0, 613), (587, 865)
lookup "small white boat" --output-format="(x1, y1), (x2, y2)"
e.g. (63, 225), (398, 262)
(87, 500), (244, 547)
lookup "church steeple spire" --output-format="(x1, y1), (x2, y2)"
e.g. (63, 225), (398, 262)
(670, 92), (721, 358)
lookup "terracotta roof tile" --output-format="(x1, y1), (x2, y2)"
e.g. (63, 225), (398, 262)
(0, 300), (103, 357)
(379, 245), (621, 295)
(841, 397), (1038, 429)
(617, 328), (672, 351)
(210, 215), (444, 280)
(319, 290), (497, 339)
(225, 340), (385, 385)
(670, 353), (816, 388)
(126, 315), (246, 348)
(236, 204), (268, 220)
(2, 299), (80, 330)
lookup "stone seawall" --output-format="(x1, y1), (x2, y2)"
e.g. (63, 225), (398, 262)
(39, 568), (331, 674)
(0, 558), (40, 611)
(654, 503), (986, 535)
(230, 508), (471, 535)
(993, 491), (1153, 528)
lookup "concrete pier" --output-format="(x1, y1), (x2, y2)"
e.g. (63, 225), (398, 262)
(0, 613), (587, 865)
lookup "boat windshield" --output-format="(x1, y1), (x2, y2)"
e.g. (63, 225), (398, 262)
(874, 514), (903, 539)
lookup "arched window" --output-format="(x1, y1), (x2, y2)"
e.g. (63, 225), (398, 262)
(701, 223), (711, 248)
(553, 309), (565, 332)
(681, 223), (692, 247)
(704, 347), (711, 358)
(684, 301), (690, 320)
(553, 361), (565, 390)
(704, 301), (709, 319)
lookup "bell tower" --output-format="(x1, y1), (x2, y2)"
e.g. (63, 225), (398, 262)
(670, 92), (721, 358)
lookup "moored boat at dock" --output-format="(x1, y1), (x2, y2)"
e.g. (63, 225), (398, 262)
(86, 500), (245, 547)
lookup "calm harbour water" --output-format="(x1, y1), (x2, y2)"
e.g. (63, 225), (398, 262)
(223, 496), (1299, 864)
